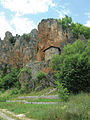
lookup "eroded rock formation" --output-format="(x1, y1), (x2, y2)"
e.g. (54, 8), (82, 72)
(1, 18), (86, 88)
(0, 18), (76, 80)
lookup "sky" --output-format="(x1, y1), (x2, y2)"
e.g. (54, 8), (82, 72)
(0, 0), (90, 39)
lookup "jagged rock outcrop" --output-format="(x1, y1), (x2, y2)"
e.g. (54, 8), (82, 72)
(36, 19), (63, 61)
(0, 18), (85, 88)
(0, 19), (74, 69)
(0, 29), (38, 68)
(36, 19), (73, 61)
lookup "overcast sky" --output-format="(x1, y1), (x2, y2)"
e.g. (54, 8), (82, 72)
(0, 0), (90, 39)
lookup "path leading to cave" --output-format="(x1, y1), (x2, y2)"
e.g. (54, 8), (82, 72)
(0, 109), (33, 120)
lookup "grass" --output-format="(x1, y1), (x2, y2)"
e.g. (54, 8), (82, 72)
(23, 87), (57, 96)
(0, 116), (4, 120)
(0, 92), (90, 120)
(25, 98), (60, 102)
(0, 87), (58, 102)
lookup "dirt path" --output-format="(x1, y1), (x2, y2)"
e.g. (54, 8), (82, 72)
(0, 110), (16, 120)
(6, 100), (58, 104)
(0, 109), (33, 120)
(18, 95), (58, 99)
(6, 95), (59, 104)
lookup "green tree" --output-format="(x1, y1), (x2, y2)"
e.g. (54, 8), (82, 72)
(9, 36), (16, 45)
(22, 33), (30, 42)
(58, 15), (72, 29)
(36, 71), (46, 83)
(0, 68), (20, 90)
(51, 39), (90, 93)
(71, 23), (90, 39)
(58, 15), (90, 39)
(56, 81), (69, 101)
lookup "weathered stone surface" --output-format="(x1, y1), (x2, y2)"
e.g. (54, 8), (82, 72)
(4, 31), (13, 42)
(0, 19), (78, 69)
(19, 67), (35, 90)
(19, 70), (30, 87)
(36, 19), (75, 61)
(0, 18), (86, 89)
(36, 19), (63, 61)
(26, 62), (43, 80)
(0, 29), (38, 68)
(44, 46), (60, 61)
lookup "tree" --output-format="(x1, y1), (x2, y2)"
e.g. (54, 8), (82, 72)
(58, 15), (90, 39)
(71, 23), (90, 39)
(51, 39), (90, 93)
(0, 68), (20, 90)
(58, 15), (72, 29)
(22, 33), (30, 42)
(9, 36), (16, 45)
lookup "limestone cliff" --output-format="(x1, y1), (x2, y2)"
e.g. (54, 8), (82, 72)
(1, 18), (85, 88)
(0, 29), (38, 68)
(0, 18), (75, 74)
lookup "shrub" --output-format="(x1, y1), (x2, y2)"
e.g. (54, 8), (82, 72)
(24, 67), (31, 75)
(56, 81), (69, 101)
(36, 71), (46, 83)
(0, 68), (21, 90)
(36, 71), (49, 87)
(51, 39), (90, 93)
(18, 67), (32, 93)
(9, 36), (16, 44)
(22, 33), (30, 42)
(10, 88), (20, 95)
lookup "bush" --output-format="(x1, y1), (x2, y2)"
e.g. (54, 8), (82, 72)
(22, 33), (30, 42)
(36, 71), (46, 83)
(51, 39), (90, 93)
(10, 88), (20, 95)
(56, 81), (69, 101)
(0, 68), (21, 90)
(36, 71), (49, 87)
(9, 36), (16, 44)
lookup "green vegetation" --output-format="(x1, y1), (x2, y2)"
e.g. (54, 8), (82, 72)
(58, 15), (90, 39)
(9, 33), (30, 45)
(0, 89), (18, 102)
(0, 87), (57, 102)
(56, 81), (69, 101)
(0, 68), (21, 90)
(0, 16), (90, 120)
(58, 15), (72, 29)
(9, 36), (16, 45)
(0, 93), (89, 120)
(36, 71), (49, 88)
(25, 98), (60, 102)
(19, 67), (32, 93)
(36, 71), (46, 83)
(23, 67), (31, 75)
(0, 116), (4, 120)
(22, 33), (30, 42)
(51, 39), (90, 93)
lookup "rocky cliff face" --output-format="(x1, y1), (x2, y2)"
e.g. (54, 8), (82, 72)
(0, 19), (74, 77)
(0, 29), (38, 68)
(36, 19), (63, 61)
(1, 18), (84, 88)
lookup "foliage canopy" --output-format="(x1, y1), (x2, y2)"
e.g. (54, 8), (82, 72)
(51, 39), (90, 93)
(58, 15), (90, 39)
